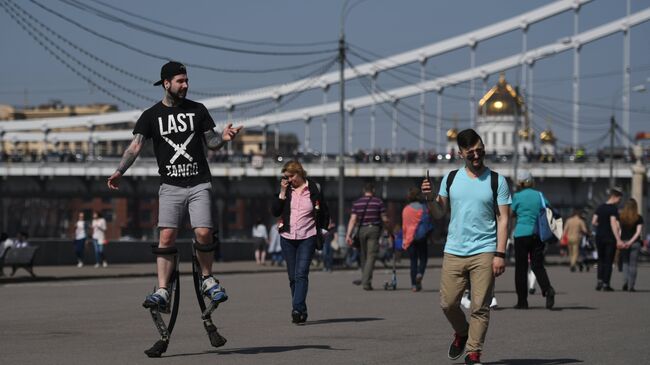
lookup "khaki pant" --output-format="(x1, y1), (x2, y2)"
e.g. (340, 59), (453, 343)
(567, 239), (580, 268)
(359, 225), (381, 288)
(440, 252), (494, 353)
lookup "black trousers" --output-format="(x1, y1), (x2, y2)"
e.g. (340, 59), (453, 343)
(514, 235), (552, 304)
(596, 238), (616, 286)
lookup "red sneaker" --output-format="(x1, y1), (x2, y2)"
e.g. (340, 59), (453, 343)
(464, 351), (482, 365)
(448, 333), (468, 360)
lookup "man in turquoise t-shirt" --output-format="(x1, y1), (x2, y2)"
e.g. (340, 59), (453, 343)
(422, 129), (511, 365)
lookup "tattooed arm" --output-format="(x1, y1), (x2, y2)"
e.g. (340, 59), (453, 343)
(107, 134), (144, 190)
(204, 128), (226, 150)
(204, 123), (243, 151)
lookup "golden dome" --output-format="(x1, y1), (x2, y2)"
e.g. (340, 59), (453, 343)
(518, 127), (532, 140)
(477, 73), (523, 116)
(446, 128), (458, 141)
(540, 130), (556, 143)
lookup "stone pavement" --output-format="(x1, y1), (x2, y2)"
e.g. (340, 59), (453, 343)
(1, 257), (649, 365)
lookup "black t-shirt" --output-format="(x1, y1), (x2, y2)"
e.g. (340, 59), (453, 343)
(133, 100), (214, 187)
(621, 215), (643, 241)
(595, 203), (620, 242)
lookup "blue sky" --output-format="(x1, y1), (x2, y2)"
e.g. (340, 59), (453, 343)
(1, 0), (649, 152)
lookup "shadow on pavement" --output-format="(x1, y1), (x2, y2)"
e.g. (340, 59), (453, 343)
(306, 317), (384, 325)
(165, 345), (343, 357)
(487, 358), (583, 364)
(496, 306), (596, 311)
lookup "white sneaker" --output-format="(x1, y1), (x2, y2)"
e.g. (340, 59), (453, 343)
(490, 297), (498, 308)
(201, 276), (228, 303)
(202, 276), (218, 294)
(94, 263), (100, 268)
(102, 261), (108, 268)
(77, 261), (83, 268)
(461, 295), (471, 309)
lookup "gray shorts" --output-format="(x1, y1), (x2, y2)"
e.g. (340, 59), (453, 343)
(158, 182), (213, 229)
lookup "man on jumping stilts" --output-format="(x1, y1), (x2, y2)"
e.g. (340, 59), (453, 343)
(107, 61), (242, 354)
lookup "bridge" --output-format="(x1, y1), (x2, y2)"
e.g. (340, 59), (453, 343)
(0, 0), (648, 239)
(0, 158), (645, 180)
(1, 0), (648, 155)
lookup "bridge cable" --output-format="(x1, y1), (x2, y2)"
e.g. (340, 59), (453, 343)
(26, 0), (337, 74)
(85, 0), (336, 48)
(55, 0), (337, 56)
(1, 1), (147, 109)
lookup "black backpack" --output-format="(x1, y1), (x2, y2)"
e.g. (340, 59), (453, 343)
(445, 169), (501, 217)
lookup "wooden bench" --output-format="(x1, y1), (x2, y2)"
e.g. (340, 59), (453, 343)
(3, 246), (39, 277)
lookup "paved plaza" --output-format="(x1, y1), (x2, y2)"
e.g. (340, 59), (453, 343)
(1, 260), (649, 364)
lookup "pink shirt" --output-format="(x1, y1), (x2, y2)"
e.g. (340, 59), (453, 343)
(280, 182), (317, 240)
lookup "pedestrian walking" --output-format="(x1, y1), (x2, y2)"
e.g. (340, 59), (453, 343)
(563, 209), (590, 272)
(91, 211), (108, 268)
(268, 221), (284, 266)
(271, 160), (330, 324)
(591, 187), (624, 291)
(252, 218), (269, 265)
(619, 198), (644, 292)
(107, 61), (241, 350)
(401, 187), (433, 292)
(73, 212), (88, 268)
(321, 220), (337, 272)
(345, 183), (392, 291)
(421, 129), (511, 365)
(510, 170), (556, 309)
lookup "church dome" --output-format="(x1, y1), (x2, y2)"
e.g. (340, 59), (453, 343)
(478, 73), (523, 116)
(540, 129), (556, 143)
(518, 126), (532, 140)
(446, 128), (458, 141)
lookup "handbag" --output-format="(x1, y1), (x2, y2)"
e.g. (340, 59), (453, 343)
(350, 198), (372, 248)
(560, 233), (568, 247)
(535, 192), (563, 243)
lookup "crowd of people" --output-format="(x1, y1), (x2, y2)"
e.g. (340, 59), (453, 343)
(89, 61), (647, 362)
(246, 130), (647, 365)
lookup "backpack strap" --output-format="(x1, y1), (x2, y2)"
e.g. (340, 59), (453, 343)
(445, 169), (459, 209)
(491, 170), (499, 217)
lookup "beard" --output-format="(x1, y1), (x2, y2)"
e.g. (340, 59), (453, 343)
(168, 87), (187, 101)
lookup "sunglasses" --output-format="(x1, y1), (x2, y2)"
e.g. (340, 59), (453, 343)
(463, 148), (485, 158)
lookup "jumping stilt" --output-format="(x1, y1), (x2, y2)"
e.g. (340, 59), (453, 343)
(192, 237), (228, 348)
(143, 246), (180, 358)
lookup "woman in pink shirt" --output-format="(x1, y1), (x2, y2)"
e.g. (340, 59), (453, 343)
(271, 161), (330, 325)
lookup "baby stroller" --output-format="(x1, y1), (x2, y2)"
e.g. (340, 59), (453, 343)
(579, 235), (597, 272)
(384, 231), (403, 290)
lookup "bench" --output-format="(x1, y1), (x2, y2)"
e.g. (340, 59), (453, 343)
(0, 245), (9, 276)
(3, 246), (39, 277)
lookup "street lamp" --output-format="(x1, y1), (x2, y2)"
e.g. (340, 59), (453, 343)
(609, 83), (647, 188)
(336, 0), (368, 251)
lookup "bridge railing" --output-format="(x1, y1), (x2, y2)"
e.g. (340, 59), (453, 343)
(1, 148), (645, 166)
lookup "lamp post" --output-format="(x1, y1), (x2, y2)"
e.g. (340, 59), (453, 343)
(609, 84), (646, 189)
(337, 0), (349, 251)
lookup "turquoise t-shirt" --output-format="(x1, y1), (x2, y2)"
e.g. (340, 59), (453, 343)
(439, 167), (512, 256)
(512, 188), (550, 238)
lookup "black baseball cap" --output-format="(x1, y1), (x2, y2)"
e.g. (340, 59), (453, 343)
(153, 61), (187, 86)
